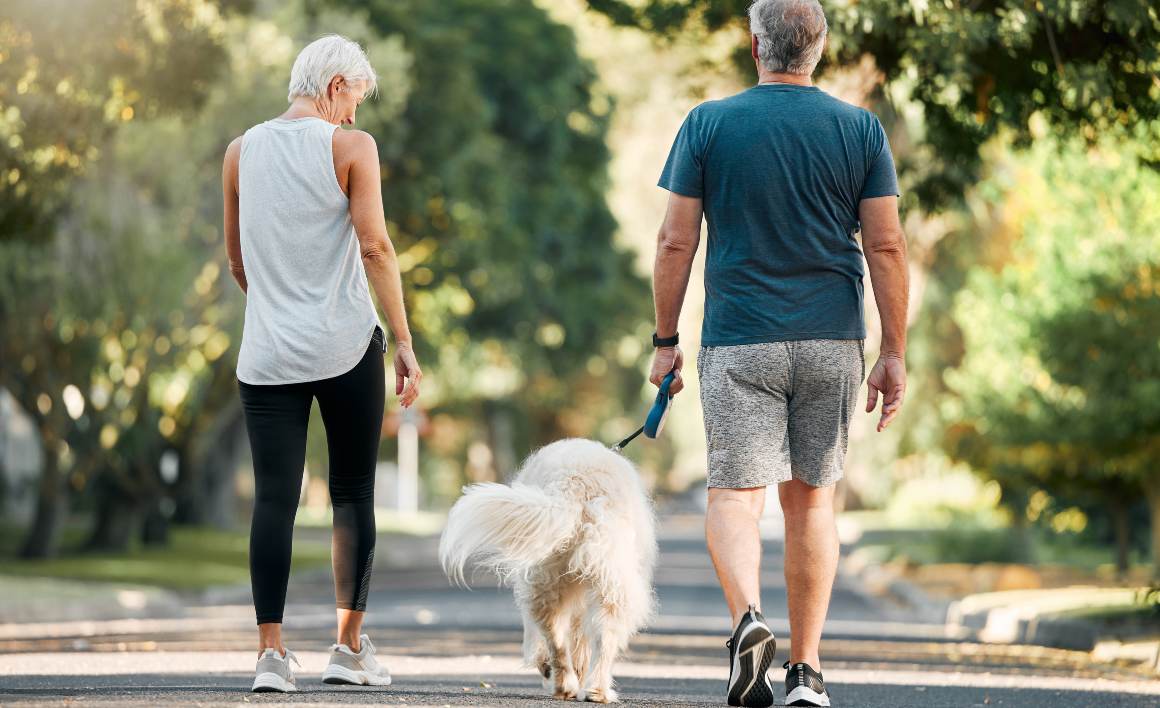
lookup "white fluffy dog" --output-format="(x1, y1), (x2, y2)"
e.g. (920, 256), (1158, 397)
(439, 438), (657, 703)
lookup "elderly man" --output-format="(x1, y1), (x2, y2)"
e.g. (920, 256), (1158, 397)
(648, 1), (908, 706)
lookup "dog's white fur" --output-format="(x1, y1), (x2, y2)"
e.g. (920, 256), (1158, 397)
(439, 438), (658, 703)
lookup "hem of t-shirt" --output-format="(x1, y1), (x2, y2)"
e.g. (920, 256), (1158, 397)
(700, 329), (865, 348)
(235, 321), (380, 386)
(859, 189), (901, 199)
(657, 179), (702, 199)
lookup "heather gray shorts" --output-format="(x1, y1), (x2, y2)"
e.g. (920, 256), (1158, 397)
(697, 339), (865, 489)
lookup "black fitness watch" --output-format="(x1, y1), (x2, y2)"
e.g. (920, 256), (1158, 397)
(652, 332), (679, 348)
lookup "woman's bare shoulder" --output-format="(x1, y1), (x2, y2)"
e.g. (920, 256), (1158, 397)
(332, 128), (378, 163)
(223, 135), (244, 167)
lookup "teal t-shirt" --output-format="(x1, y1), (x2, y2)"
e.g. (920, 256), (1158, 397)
(658, 84), (899, 347)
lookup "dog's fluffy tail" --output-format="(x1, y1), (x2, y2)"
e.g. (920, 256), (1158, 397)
(439, 482), (578, 585)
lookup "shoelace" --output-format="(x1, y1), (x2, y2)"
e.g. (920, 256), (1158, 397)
(726, 606), (758, 653)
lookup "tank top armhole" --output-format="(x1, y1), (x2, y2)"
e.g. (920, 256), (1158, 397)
(321, 122), (349, 201)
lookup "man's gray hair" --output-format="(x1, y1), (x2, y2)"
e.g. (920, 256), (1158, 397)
(748, 0), (828, 76)
(287, 35), (378, 103)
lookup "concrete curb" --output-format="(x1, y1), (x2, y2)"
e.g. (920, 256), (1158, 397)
(841, 546), (1160, 675)
(947, 589), (1160, 674)
(840, 551), (952, 627)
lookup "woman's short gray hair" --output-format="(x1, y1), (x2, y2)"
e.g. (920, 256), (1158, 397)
(748, 0), (828, 76)
(287, 34), (378, 103)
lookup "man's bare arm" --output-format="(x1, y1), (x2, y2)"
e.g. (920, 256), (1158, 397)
(649, 192), (703, 395)
(859, 195), (909, 431)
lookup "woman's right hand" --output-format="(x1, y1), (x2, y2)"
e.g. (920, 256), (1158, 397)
(394, 342), (422, 407)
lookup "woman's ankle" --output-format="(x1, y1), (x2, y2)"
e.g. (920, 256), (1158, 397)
(257, 622), (284, 655)
(336, 633), (362, 652)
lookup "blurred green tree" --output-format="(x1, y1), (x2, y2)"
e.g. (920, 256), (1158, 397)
(943, 141), (1160, 575)
(0, 0), (233, 243)
(0, 0), (234, 557)
(585, 0), (1160, 208)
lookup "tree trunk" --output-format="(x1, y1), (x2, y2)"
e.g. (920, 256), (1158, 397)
(1146, 483), (1160, 581)
(173, 401), (246, 528)
(485, 402), (517, 482)
(1005, 490), (1035, 564)
(1111, 498), (1131, 579)
(85, 486), (142, 553)
(140, 501), (170, 546)
(19, 437), (64, 559)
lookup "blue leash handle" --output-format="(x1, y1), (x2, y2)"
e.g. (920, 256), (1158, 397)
(612, 371), (676, 451)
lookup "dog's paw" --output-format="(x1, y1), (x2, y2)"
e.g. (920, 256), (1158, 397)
(583, 686), (618, 703)
(552, 670), (581, 700)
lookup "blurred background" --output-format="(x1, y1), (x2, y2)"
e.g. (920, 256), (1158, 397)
(1, 0), (1158, 674)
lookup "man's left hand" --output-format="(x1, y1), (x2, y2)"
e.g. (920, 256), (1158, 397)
(650, 345), (685, 395)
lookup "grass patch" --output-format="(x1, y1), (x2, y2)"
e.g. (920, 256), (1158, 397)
(0, 526), (331, 591)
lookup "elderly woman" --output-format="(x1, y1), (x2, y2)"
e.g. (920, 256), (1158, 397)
(221, 35), (422, 692)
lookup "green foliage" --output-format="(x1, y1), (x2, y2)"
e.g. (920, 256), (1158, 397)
(941, 140), (1160, 564)
(1141, 582), (1160, 614)
(0, 0), (231, 242)
(585, 0), (1160, 208)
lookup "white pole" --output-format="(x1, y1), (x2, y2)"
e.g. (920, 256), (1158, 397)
(397, 406), (419, 514)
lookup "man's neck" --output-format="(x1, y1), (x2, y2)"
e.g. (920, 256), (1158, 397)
(756, 71), (813, 87)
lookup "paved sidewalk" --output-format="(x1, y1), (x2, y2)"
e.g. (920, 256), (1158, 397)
(2, 513), (1158, 706)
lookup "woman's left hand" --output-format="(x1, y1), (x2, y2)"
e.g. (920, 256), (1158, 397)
(394, 343), (422, 407)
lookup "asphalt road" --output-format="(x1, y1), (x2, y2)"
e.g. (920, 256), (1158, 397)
(1, 513), (1157, 707)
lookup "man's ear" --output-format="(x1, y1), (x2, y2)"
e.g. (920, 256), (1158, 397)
(751, 34), (759, 61)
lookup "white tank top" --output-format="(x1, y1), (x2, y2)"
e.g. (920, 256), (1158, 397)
(236, 117), (380, 385)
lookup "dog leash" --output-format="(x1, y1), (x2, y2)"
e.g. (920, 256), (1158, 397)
(611, 371), (676, 452)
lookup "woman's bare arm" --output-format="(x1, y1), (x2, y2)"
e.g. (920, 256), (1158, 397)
(340, 129), (422, 406)
(222, 136), (246, 293)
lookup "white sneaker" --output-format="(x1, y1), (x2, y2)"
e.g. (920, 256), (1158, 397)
(251, 647), (300, 692)
(322, 633), (392, 686)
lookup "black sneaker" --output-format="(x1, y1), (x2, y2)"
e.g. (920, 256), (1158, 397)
(725, 604), (776, 707)
(783, 661), (830, 706)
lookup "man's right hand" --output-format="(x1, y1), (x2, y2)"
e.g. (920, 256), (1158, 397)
(866, 354), (905, 432)
(649, 345), (685, 396)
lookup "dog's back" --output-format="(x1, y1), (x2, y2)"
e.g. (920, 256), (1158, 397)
(440, 439), (656, 590)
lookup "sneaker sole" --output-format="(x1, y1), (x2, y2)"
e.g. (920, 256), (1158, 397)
(322, 663), (392, 687)
(727, 623), (776, 707)
(252, 672), (296, 692)
(785, 685), (830, 706)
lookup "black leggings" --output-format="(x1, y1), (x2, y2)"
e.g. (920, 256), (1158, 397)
(238, 327), (385, 625)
